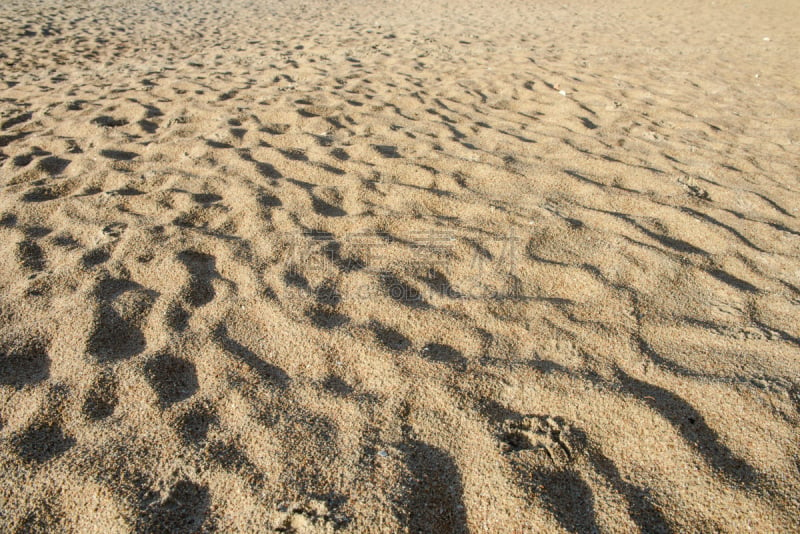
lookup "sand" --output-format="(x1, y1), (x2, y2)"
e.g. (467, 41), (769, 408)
(1, 0), (799, 531)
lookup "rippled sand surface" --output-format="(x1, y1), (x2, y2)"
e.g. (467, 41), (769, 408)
(1, 0), (799, 531)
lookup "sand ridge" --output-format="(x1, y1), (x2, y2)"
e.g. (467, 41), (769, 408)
(1, 0), (799, 531)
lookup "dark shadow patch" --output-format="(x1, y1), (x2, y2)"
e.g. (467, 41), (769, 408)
(51, 234), (79, 247)
(752, 319), (800, 348)
(677, 206), (764, 252)
(0, 338), (50, 386)
(0, 131), (30, 147)
(177, 250), (218, 307)
(307, 307), (350, 329)
(521, 467), (598, 533)
(635, 228), (708, 256)
(165, 302), (191, 332)
(588, 448), (674, 533)
(138, 119), (158, 133)
(373, 144), (400, 158)
(616, 369), (760, 486)
(0, 212), (17, 227)
(380, 272), (427, 308)
(37, 156), (70, 175)
(765, 220), (800, 238)
(82, 247), (111, 267)
(12, 421), (75, 463)
(91, 116), (128, 127)
(315, 281), (342, 306)
(312, 197), (347, 217)
(752, 192), (793, 219)
(330, 148), (349, 161)
(284, 268), (309, 290)
(213, 324), (290, 388)
(256, 161), (282, 179)
(12, 153), (33, 166)
(23, 225), (52, 239)
(22, 186), (61, 202)
(16, 240), (45, 271)
(206, 139), (233, 149)
(421, 343), (466, 369)
(260, 123), (290, 135)
(178, 403), (218, 444)
(480, 406), (625, 532)
(111, 187), (144, 196)
(192, 193), (222, 204)
(317, 162), (346, 176)
(418, 268), (460, 298)
(258, 192), (282, 208)
(287, 178), (315, 191)
(279, 148), (308, 161)
(579, 117), (598, 130)
(144, 353), (199, 407)
(100, 149), (139, 161)
(326, 117), (346, 129)
(87, 278), (155, 362)
(640, 227), (707, 256)
(1, 112), (33, 130)
(322, 239), (366, 273)
(370, 321), (410, 351)
(323, 375), (354, 396)
(395, 436), (468, 534)
(143, 104), (163, 118)
(706, 268), (759, 293)
(82, 371), (118, 420)
(207, 440), (264, 486)
(311, 134), (333, 147)
(592, 207), (708, 256)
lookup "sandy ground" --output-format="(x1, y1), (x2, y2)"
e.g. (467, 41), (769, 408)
(1, 0), (799, 531)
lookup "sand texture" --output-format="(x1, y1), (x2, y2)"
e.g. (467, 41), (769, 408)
(1, 0), (799, 531)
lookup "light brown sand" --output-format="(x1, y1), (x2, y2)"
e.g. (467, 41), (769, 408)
(1, 0), (799, 531)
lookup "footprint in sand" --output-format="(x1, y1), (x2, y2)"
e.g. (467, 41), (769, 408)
(11, 419), (75, 464)
(86, 278), (158, 362)
(499, 414), (585, 466)
(91, 116), (128, 128)
(16, 239), (46, 271)
(420, 343), (467, 369)
(370, 321), (411, 352)
(1, 111), (32, 130)
(306, 280), (350, 329)
(82, 370), (118, 420)
(143, 352), (199, 407)
(0, 336), (50, 386)
(177, 250), (219, 307)
(177, 401), (218, 445)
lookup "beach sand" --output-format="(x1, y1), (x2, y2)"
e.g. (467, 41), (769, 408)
(1, 0), (799, 531)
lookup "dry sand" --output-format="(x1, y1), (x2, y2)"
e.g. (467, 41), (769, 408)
(1, 0), (799, 531)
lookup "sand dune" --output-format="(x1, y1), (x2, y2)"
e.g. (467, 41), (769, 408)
(1, 0), (799, 531)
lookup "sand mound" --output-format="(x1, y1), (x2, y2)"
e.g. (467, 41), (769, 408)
(1, 0), (799, 531)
